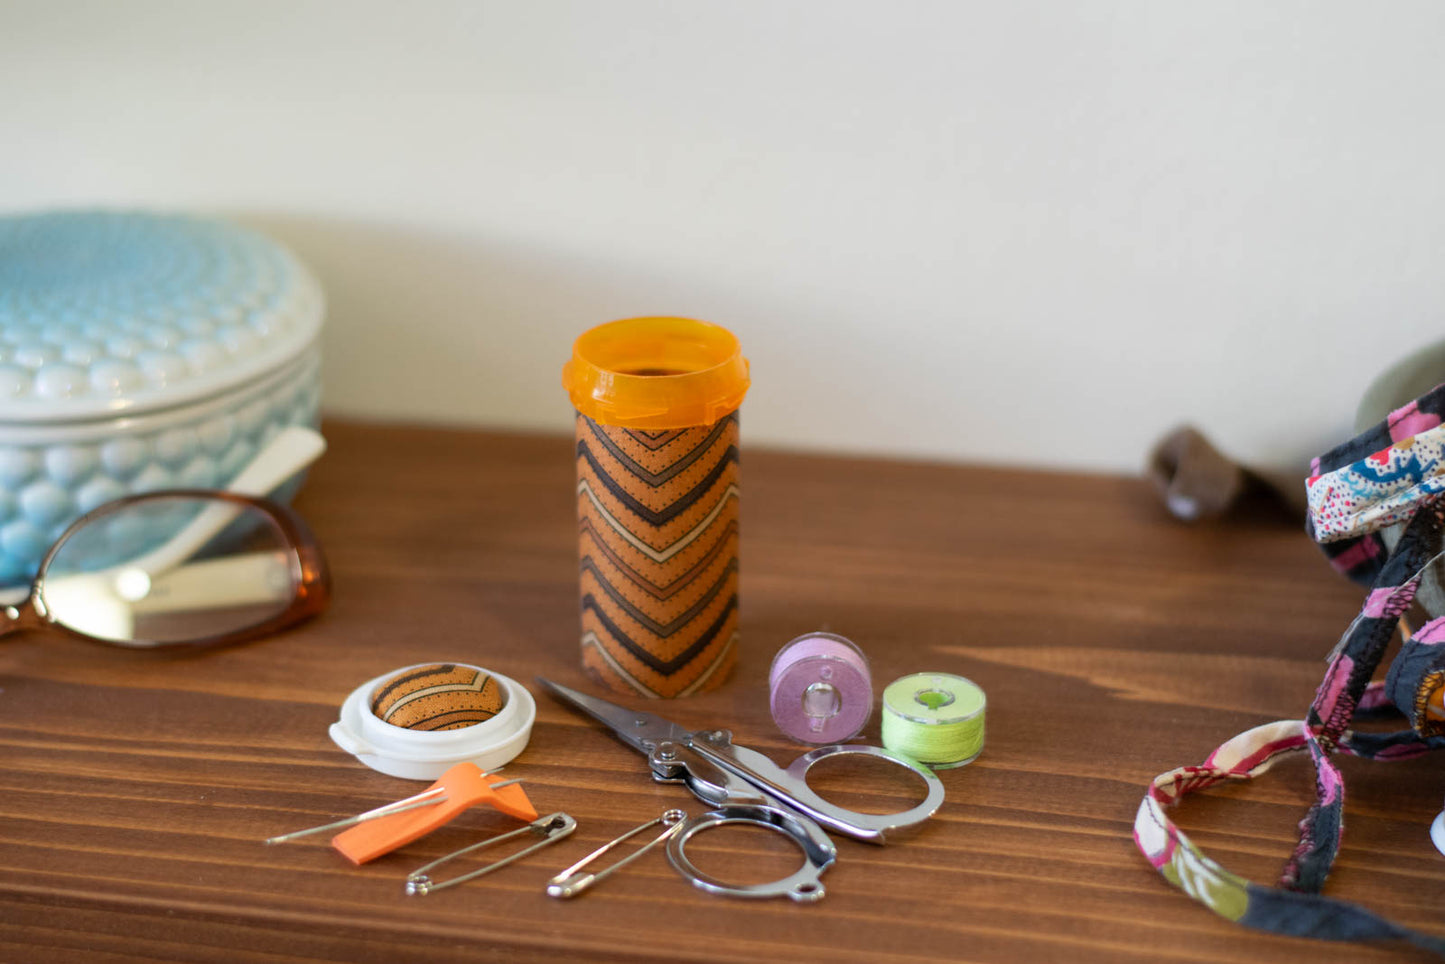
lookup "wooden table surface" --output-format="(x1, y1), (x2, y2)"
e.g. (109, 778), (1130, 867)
(4, 421), (1445, 964)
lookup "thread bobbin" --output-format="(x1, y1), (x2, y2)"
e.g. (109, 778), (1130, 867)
(881, 672), (985, 769)
(769, 632), (873, 744)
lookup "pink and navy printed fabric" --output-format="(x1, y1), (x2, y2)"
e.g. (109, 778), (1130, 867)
(1308, 382), (1445, 582)
(1137, 381), (1445, 954)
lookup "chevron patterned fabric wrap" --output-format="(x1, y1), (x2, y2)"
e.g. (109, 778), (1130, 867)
(369, 663), (505, 730)
(575, 411), (740, 698)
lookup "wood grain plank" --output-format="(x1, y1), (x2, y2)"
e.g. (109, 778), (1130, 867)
(2, 421), (1442, 963)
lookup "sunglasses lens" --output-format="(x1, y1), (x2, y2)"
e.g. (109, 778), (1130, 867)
(41, 495), (299, 645)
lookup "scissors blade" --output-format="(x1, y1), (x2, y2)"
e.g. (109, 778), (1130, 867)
(535, 677), (692, 755)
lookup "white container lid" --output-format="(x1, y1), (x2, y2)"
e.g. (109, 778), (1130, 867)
(0, 211), (323, 424)
(329, 664), (537, 781)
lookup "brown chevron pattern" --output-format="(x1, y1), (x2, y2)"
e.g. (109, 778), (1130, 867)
(575, 411), (740, 697)
(368, 663), (505, 730)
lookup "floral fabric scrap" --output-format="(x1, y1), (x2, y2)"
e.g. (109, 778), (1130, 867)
(1137, 380), (1445, 954)
(1307, 422), (1445, 543)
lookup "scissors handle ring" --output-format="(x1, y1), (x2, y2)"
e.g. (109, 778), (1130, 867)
(782, 743), (946, 843)
(666, 805), (836, 903)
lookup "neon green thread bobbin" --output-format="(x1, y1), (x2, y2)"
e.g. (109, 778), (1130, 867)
(881, 672), (985, 769)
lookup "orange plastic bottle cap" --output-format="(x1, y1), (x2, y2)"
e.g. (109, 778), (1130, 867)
(562, 316), (750, 429)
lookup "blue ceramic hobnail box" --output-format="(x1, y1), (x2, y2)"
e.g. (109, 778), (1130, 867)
(0, 211), (323, 584)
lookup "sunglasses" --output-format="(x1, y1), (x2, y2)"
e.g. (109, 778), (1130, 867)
(0, 489), (329, 648)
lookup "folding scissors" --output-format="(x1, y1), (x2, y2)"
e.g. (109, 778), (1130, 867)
(536, 677), (945, 902)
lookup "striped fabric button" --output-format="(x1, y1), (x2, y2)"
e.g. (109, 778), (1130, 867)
(370, 663), (506, 731)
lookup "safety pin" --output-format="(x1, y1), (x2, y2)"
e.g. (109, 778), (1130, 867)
(547, 809), (688, 898)
(405, 812), (576, 896)
(264, 776), (524, 844)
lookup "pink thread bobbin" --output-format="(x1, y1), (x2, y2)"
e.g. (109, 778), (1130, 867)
(768, 632), (873, 744)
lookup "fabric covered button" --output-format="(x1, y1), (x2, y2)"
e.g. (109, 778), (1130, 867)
(370, 663), (508, 731)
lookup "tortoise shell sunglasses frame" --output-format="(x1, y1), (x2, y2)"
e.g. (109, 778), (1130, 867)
(0, 489), (330, 648)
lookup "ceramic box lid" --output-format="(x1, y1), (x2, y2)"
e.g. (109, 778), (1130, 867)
(0, 211), (323, 424)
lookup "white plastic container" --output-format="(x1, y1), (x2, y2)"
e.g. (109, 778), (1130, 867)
(329, 664), (538, 781)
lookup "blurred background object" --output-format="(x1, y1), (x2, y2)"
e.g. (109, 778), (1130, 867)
(1147, 426), (1301, 523)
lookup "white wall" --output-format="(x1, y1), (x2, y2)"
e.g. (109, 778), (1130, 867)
(4, 0), (1445, 474)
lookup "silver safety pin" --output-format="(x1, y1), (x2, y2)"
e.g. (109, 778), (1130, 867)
(547, 809), (688, 899)
(405, 812), (576, 896)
